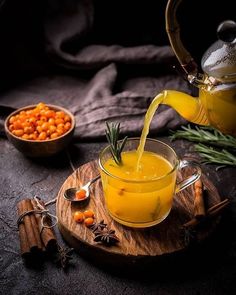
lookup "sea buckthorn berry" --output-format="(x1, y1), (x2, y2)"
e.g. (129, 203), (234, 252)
(56, 111), (65, 119)
(9, 116), (16, 124)
(49, 125), (57, 133)
(13, 121), (23, 130)
(74, 211), (85, 223)
(56, 129), (64, 136)
(24, 126), (35, 134)
(29, 133), (37, 140)
(50, 132), (58, 139)
(38, 132), (47, 140)
(48, 118), (55, 125)
(26, 110), (33, 116)
(64, 115), (71, 123)
(22, 134), (29, 140)
(36, 102), (46, 110)
(21, 121), (30, 129)
(84, 210), (95, 218)
(55, 118), (64, 125)
(84, 217), (94, 227)
(45, 110), (55, 118)
(76, 189), (87, 200)
(41, 122), (49, 131)
(28, 117), (36, 124)
(12, 129), (24, 137)
(57, 123), (64, 130)
(36, 120), (43, 126)
(64, 122), (71, 131)
(40, 115), (47, 122)
(36, 126), (43, 133)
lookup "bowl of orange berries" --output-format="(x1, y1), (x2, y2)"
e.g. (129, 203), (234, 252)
(4, 102), (75, 157)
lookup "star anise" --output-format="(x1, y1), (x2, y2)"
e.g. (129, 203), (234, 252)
(94, 228), (119, 245)
(180, 227), (197, 247)
(55, 245), (74, 269)
(89, 220), (107, 233)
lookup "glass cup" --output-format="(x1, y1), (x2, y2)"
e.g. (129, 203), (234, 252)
(98, 138), (201, 228)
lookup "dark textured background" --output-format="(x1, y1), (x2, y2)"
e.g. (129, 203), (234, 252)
(1, 0), (236, 294)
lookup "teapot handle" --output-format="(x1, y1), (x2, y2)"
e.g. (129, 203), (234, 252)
(217, 20), (236, 43)
(165, 0), (198, 75)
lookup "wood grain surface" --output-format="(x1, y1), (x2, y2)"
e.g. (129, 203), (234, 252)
(56, 160), (221, 263)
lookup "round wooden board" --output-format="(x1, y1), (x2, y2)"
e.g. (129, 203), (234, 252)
(56, 160), (221, 264)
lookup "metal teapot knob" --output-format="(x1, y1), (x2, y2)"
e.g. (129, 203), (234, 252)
(217, 20), (236, 43)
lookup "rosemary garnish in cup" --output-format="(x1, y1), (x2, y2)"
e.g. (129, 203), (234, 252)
(105, 122), (128, 165)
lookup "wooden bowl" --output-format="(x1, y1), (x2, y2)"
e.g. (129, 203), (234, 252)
(4, 104), (75, 157)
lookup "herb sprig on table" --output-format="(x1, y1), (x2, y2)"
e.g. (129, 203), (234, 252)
(105, 122), (128, 165)
(170, 125), (236, 150)
(170, 125), (236, 168)
(195, 143), (236, 168)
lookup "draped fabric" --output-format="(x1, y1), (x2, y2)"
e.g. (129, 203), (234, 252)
(0, 0), (192, 140)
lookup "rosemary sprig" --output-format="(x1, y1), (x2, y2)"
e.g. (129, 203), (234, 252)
(194, 143), (236, 168)
(170, 125), (236, 150)
(105, 122), (128, 165)
(170, 125), (236, 169)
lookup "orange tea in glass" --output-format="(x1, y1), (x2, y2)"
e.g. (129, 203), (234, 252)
(99, 138), (201, 228)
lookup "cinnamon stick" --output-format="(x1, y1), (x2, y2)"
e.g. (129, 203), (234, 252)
(193, 179), (206, 219)
(31, 199), (57, 252)
(183, 198), (230, 228)
(17, 201), (30, 257)
(17, 199), (39, 254)
(26, 199), (44, 251)
(207, 198), (229, 215)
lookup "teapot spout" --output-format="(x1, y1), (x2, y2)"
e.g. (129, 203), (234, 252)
(162, 90), (209, 126)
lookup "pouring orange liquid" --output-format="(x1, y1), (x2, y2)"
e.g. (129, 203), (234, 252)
(100, 93), (179, 227)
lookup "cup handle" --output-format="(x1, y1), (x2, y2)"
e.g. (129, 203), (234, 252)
(175, 159), (201, 193)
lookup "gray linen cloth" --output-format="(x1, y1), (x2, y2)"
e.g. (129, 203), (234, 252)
(0, 0), (191, 140)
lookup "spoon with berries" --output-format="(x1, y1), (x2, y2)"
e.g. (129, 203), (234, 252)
(64, 175), (100, 203)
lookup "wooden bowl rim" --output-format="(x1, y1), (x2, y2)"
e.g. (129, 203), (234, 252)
(4, 104), (75, 143)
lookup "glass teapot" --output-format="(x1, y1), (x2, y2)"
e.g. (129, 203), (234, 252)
(161, 0), (236, 136)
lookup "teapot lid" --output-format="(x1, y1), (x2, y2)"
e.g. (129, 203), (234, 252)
(201, 20), (236, 81)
